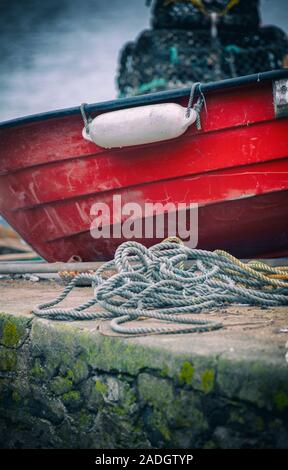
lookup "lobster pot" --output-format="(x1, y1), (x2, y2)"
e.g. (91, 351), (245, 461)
(151, 0), (260, 31)
(117, 26), (288, 97)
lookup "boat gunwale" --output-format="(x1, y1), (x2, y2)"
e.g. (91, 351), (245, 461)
(1, 69), (288, 130)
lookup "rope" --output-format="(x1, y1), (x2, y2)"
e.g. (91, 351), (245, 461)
(33, 241), (288, 336)
(164, 0), (240, 18)
(186, 82), (200, 118)
(80, 103), (92, 134)
(186, 82), (206, 130)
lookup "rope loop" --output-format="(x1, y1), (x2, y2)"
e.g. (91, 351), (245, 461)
(80, 103), (92, 134)
(186, 82), (207, 130)
(33, 240), (288, 336)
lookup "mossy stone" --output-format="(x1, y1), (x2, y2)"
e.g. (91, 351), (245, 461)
(274, 391), (288, 411)
(0, 348), (17, 371)
(62, 391), (82, 410)
(201, 369), (215, 394)
(178, 361), (194, 386)
(138, 373), (174, 408)
(0, 315), (29, 348)
(49, 376), (73, 396)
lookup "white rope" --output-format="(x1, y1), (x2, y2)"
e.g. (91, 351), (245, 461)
(33, 241), (288, 336)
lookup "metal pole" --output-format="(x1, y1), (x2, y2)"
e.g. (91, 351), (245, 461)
(0, 261), (105, 275)
(0, 258), (288, 275)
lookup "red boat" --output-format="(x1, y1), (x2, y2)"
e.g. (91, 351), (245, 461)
(0, 70), (288, 262)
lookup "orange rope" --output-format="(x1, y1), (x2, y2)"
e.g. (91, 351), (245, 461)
(164, 0), (240, 17)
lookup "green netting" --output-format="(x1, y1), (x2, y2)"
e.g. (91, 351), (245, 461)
(150, 0), (260, 31)
(117, 25), (288, 97)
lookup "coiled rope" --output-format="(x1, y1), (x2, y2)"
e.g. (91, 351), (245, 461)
(33, 240), (288, 336)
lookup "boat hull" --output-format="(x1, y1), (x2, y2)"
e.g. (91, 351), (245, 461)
(0, 71), (288, 261)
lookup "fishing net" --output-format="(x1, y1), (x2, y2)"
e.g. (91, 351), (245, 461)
(151, 0), (260, 31)
(117, 26), (288, 97)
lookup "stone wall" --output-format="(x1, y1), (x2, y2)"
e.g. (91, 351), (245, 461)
(0, 312), (288, 448)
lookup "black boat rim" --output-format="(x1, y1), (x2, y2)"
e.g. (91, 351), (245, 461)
(1, 69), (288, 129)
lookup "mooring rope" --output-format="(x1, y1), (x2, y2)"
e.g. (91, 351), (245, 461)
(163, 0), (240, 18)
(32, 241), (288, 335)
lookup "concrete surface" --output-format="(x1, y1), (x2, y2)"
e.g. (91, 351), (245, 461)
(0, 279), (288, 448)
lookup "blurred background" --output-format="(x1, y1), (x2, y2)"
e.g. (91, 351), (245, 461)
(0, 0), (287, 122)
(0, 0), (287, 257)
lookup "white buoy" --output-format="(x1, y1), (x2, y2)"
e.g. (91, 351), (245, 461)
(82, 103), (197, 148)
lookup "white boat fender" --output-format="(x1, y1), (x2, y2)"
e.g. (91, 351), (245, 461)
(81, 103), (197, 149)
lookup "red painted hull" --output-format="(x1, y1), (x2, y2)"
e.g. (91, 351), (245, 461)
(1, 72), (288, 261)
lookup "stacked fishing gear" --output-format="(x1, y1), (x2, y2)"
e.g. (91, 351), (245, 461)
(117, 0), (288, 97)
